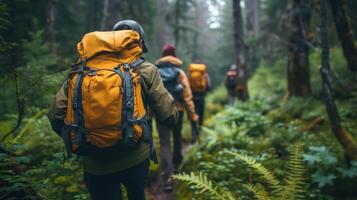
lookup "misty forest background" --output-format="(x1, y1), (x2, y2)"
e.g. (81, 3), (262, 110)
(1, 0), (357, 199)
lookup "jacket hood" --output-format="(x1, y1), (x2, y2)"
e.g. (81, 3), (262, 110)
(155, 56), (183, 67)
(77, 30), (143, 63)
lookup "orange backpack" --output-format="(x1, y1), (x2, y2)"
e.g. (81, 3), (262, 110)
(188, 63), (207, 93)
(62, 31), (150, 157)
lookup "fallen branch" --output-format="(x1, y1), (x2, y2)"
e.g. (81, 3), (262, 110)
(302, 117), (324, 131)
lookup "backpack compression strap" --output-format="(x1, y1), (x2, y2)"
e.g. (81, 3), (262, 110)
(122, 58), (145, 145)
(62, 66), (90, 158)
(121, 58), (157, 163)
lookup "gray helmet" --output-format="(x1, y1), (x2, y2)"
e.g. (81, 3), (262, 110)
(113, 20), (148, 53)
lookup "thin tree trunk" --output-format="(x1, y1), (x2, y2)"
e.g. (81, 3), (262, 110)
(233, 0), (249, 101)
(100, 0), (110, 30)
(329, 0), (357, 72)
(174, 0), (181, 47)
(46, 0), (58, 54)
(192, 2), (199, 61)
(320, 0), (357, 162)
(245, 0), (260, 71)
(155, 0), (173, 56)
(86, 0), (100, 31)
(245, 0), (260, 38)
(286, 0), (311, 98)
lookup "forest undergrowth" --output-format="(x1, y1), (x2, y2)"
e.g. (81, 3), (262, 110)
(0, 47), (357, 200)
(174, 48), (357, 200)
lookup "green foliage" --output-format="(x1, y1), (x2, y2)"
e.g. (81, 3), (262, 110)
(173, 172), (235, 200)
(175, 143), (306, 200)
(0, 0), (9, 31)
(225, 151), (281, 192)
(179, 59), (357, 199)
(17, 26), (63, 108)
(26, 153), (88, 199)
(3, 109), (47, 147)
(303, 145), (357, 194)
(0, 153), (37, 200)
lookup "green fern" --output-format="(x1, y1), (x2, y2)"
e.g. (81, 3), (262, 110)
(245, 183), (272, 200)
(225, 151), (281, 193)
(174, 143), (306, 200)
(279, 143), (305, 200)
(172, 172), (236, 200)
(229, 143), (305, 200)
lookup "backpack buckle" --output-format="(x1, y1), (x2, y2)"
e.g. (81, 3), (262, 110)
(123, 64), (130, 71)
(126, 100), (133, 108)
(88, 69), (96, 76)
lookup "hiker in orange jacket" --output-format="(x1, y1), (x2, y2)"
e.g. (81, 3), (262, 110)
(155, 44), (199, 191)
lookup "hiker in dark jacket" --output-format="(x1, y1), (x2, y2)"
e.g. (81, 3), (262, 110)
(187, 61), (212, 143)
(155, 44), (199, 191)
(225, 64), (239, 106)
(48, 20), (177, 200)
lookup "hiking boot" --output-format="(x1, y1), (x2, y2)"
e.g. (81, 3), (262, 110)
(163, 178), (174, 192)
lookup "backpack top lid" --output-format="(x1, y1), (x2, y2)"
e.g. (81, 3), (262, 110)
(77, 30), (143, 63)
(189, 63), (207, 73)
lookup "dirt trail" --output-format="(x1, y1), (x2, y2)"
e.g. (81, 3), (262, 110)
(146, 143), (193, 200)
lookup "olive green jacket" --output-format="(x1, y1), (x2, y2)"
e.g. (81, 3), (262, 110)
(48, 61), (177, 175)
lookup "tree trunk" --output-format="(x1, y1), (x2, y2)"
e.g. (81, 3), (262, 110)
(245, 0), (260, 71)
(174, 0), (181, 47)
(100, 0), (110, 30)
(329, 0), (357, 72)
(233, 0), (249, 101)
(86, 0), (100, 31)
(245, 0), (260, 38)
(192, 1), (200, 61)
(46, 0), (58, 54)
(320, 0), (357, 162)
(286, 0), (311, 98)
(155, 0), (173, 56)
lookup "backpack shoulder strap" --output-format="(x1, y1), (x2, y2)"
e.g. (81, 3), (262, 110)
(129, 57), (145, 69)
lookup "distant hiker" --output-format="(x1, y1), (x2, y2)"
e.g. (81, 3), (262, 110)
(188, 61), (211, 143)
(155, 44), (199, 191)
(47, 20), (177, 200)
(225, 64), (239, 106)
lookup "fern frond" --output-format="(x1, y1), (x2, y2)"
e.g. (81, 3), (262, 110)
(9, 109), (47, 145)
(279, 143), (305, 200)
(226, 151), (281, 192)
(172, 172), (237, 200)
(245, 183), (272, 200)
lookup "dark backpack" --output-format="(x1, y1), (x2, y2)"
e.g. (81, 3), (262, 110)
(157, 62), (184, 101)
(225, 69), (238, 89)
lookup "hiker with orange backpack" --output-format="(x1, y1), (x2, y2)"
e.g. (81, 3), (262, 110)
(225, 64), (239, 106)
(188, 61), (212, 143)
(155, 44), (199, 191)
(47, 20), (177, 200)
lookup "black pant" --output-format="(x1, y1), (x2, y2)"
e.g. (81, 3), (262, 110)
(190, 95), (205, 142)
(84, 160), (149, 200)
(193, 95), (205, 127)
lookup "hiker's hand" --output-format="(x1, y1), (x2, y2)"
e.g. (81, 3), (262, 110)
(191, 113), (199, 122)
